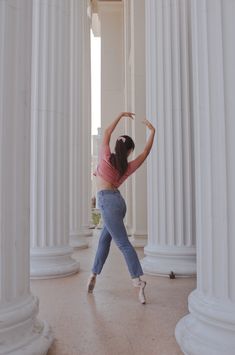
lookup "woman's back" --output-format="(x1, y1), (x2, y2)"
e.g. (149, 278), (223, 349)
(93, 143), (146, 189)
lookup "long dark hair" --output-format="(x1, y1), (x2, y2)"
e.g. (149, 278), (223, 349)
(109, 135), (135, 177)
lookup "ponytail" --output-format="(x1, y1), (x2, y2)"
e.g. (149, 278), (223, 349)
(109, 135), (135, 178)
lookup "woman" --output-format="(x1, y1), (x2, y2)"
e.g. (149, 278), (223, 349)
(88, 112), (155, 304)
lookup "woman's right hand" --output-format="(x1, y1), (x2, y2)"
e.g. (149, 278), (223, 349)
(142, 118), (155, 132)
(119, 112), (135, 119)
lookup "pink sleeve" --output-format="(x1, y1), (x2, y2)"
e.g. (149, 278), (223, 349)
(127, 154), (146, 176)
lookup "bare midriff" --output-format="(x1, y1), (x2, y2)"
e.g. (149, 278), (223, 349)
(95, 175), (118, 192)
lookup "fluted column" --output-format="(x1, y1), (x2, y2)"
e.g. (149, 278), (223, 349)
(69, 0), (92, 249)
(123, 0), (148, 244)
(30, 0), (79, 278)
(95, 1), (129, 233)
(142, 0), (196, 276)
(176, 1), (235, 353)
(128, 0), (148, 248)
(123, 0), (133, 237)
(0, 1), (53, 353)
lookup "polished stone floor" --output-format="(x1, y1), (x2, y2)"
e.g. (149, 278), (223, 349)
(31, 231), (196, 355)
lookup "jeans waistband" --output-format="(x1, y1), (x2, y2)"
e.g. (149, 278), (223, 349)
(97, 189), (120, 196)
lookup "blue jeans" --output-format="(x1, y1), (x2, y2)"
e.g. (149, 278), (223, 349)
(92, 189), (144, 278)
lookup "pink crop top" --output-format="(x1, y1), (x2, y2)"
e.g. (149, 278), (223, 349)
(93, 144), (145, 188)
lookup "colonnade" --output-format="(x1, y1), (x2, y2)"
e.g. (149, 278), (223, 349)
(1, 0), (235, 354)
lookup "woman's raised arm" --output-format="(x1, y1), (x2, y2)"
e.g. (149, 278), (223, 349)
(142, 118), (156, 156)
(102, 112), (135, 145)
(128, 118), (156, 169)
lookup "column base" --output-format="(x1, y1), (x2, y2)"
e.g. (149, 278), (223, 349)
(125, 225), (133, 237)
(175, 290), (235, 355)
(70, 230), (92, 249)
(70, 235), (89, 249)
(0, 294), (53, 355)
(141, 245), (196, 277)
(130, 232), (147, 248)
(30, 246), (80, 279)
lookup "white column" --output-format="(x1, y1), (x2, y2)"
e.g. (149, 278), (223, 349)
(176, 0), (235, 353)
(142, 0), (196, 276)
(69, 0), (92, 249)
(123, 0), (148, 243)
(128, 0), (148, 248)
(30, 0), (79, 278)
(123, 0), (133, 237)
(97, 1), (133, 232)
(0, 1), (53, 353)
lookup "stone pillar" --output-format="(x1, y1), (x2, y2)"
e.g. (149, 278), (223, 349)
(123, 0), (133, 237)
(97, 1), (126, 190)
(176, 0), (235, 353)
(96, 1), (133, 233)
(30, 0), (79, 278)
(0, 1), (53, 353)
(128, 0), (148, 248)
(142, 0), (196, 276)
(69, 0), (92, 249)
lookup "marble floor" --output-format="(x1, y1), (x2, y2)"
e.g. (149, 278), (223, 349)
(31, 231), (196, 355)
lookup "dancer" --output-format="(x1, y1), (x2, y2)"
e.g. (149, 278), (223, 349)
(88, 112), (155, 304)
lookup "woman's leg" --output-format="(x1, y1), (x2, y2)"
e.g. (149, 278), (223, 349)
(88, 225), (112, 293)
(105, 217), (143, 278)
(92, 191), (146, 302)
(92, 225), (112, 275)
(100, 196), (143, 279)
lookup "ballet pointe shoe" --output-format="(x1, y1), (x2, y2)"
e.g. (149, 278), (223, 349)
(132, 278), (147, 304)
(87, 274), (96, 293)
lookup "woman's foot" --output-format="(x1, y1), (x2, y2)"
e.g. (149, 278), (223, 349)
(132, 278), (147, 304)
(87, 274), (96, 293)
